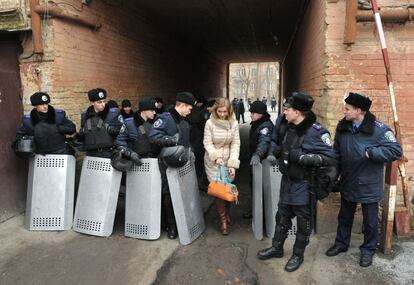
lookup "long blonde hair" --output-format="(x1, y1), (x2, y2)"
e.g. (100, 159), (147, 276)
(211, 98), (234, 120)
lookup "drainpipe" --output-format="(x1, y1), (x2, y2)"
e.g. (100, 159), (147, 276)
(357, 8), (414, 22)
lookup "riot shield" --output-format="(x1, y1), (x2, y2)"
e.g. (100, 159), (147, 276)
(73, 156), (122, 237)
(252, 162), (263, 240)
(166, 161), (205, 245)
(25, 154), (75, 231)
(125, 158), (161, 240)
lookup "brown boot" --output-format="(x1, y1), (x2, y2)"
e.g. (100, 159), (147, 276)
(225, 202), (232, 225)
(216, 199), (228, 235)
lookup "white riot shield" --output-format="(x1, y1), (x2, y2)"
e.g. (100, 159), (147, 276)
(73, 156), (122, 237)
(262, 160), (296, 239)
(166, 161), (205, 246)
(25, 154), (75, 231)
(252, 162), (263, 240)
(125, 158), (161, 240)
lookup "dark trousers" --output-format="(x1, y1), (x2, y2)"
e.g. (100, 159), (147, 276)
(334, 197), (379, 256)
(238, 113), (245, 123)
(158, 159), (176, 228)
(273, 203), (312, 257)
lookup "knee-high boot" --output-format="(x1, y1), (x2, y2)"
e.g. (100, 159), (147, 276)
(216, 199), (228, 235)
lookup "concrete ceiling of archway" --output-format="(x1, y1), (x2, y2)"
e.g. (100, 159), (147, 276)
(132, 0), (307, 63)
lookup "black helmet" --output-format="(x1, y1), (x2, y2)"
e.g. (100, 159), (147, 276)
(111, 149), (133, 171)
(13, 136), (35, 157)
(160, 145), (189, 168)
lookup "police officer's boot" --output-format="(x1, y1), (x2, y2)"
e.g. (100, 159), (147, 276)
(216, 199), (228, 235)
(163, 194), (178, 239)
(285, 216), (311, 272)
(257, 214), (289, 260)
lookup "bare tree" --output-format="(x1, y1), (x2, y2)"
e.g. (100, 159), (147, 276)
(237, 64), (252, 101)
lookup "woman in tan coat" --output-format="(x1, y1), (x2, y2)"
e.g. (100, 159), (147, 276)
(203, 98), (240, 235)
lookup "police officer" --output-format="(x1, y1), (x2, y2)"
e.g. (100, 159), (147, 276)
(326, 92), (402, 267)
(257, 92), (336, 272)
(148, 92), (195, 239)
(115, 97), (159, 159)
(16, 92), (76, 155)
(77, 88), (121, 158)
(244, 101), (273, 219)
(187, 94), (210, 192)
(119, 99), (134, 122)
(237, 99), (246, 124)
(271, 96), (277, 112)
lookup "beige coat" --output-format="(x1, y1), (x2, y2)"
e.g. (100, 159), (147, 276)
(203, 115), (240, 182)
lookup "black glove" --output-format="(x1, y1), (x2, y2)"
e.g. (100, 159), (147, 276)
(266, 155), (278, 166)
(161, 136), (178, 147)
(289, 149), (301, 162)
(105, 123), (120, 136)
(273, 147), (282, 158)
(298, 154), (323, 167)
(129, 152), (143, 166)
(250, 154), (260, 166)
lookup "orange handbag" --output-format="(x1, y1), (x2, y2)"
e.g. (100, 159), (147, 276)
(207, 165), (239, 203)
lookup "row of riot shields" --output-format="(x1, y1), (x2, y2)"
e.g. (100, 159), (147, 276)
(252, 159), (297, 240)
(25, 154), (205, 245)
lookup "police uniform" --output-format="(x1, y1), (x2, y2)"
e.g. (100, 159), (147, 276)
(249, 102), (273, 163)
(77, 88), (121, 158)
(16, 92), (76, 155)
(115, 99), (159, 158)
(258, 92), (336, 272)
(327, 92), (402, 267)
(148, 92), (195, 239)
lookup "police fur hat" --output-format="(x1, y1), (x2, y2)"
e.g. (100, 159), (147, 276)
(195, 94), (207, 104)
(88, 88), (107, 102)
(176, 92), (195, 106)
(283, 92), (314, 111)
(121, 99), (132, 108)
(30, 92), (50, 106)
(344, 92), (372, 111)
(249, 101), (267, 114)
(139, 97), (157, 111)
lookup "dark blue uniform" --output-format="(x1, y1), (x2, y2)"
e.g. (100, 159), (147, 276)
(333, 112), (402, 256)
(77, 105), (121, 158)
(269, 112), (336, 257)
(148, 108), (192, 236)
(16, 105), (76, 155)
(249, 114), (273, 160)
(115, 113), (159, 158)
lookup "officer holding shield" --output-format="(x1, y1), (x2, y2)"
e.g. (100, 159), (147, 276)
(326, 92), (402, 267)
(16, 92), (76, 155)
(148, 92), (195, 239)
(76, 88), (122, 158)
(257, 92), (336, 272)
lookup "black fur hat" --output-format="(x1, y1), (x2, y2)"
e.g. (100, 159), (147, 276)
(176, 92), (195, 106)
(249, 101), (267, 114)
(30, 92), (50, 106)
(88, 88), (107, 102)
(344, 92), (372, 111)
(283, 92), (314, 111)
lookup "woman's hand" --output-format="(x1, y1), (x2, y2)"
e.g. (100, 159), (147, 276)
(216, 158), (224, 166)
(228, 167), (236, 178)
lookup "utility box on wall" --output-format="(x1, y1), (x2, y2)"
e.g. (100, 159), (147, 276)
(0, 0), (30, 31)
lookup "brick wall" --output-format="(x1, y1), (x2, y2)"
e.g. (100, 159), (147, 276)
(19, 0), (226, 126)
(325, 0), (414, 193)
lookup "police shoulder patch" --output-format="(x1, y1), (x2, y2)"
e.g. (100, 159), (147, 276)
(321, 133), (332, 146)
(375, 120), (385, 128)
(312, 123), (322, 131)
(153, 118), (163, 128)
(260, 127), (269, 135)
(384, 130), (397, 143)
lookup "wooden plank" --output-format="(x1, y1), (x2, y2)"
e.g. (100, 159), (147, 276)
(344, 0), (358, 44)
(29, 0), (43, 54)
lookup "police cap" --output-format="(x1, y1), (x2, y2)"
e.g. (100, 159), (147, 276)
(283, 92), (314, 111)
(176, 92), (195, 106)
(139, 97), (157, 111)
(88, 88), (107, 102)
(30, 92), (50, 106)
(249, 101), (267, 114)
(344, 92), (372, 111)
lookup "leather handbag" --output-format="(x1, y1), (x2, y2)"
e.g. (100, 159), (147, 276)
(207, 165), (239, 203)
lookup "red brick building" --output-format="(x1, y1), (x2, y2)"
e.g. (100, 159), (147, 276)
(0, 0), (412, 223)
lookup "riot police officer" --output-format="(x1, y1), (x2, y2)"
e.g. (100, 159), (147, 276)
(244, 101), (273, 219)
(115, 97), (159, 159)
(257, 92), (336, 272)
(148, 92), (195, 239)
(77, 88), (121, 158)
(16, 92), (76, 155)
(326, 92), (402, 267)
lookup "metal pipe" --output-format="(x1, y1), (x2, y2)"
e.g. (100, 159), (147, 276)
(34, 5), (101, 30)
(29, 0), (43, 54)
(357, 8), (413, 22)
